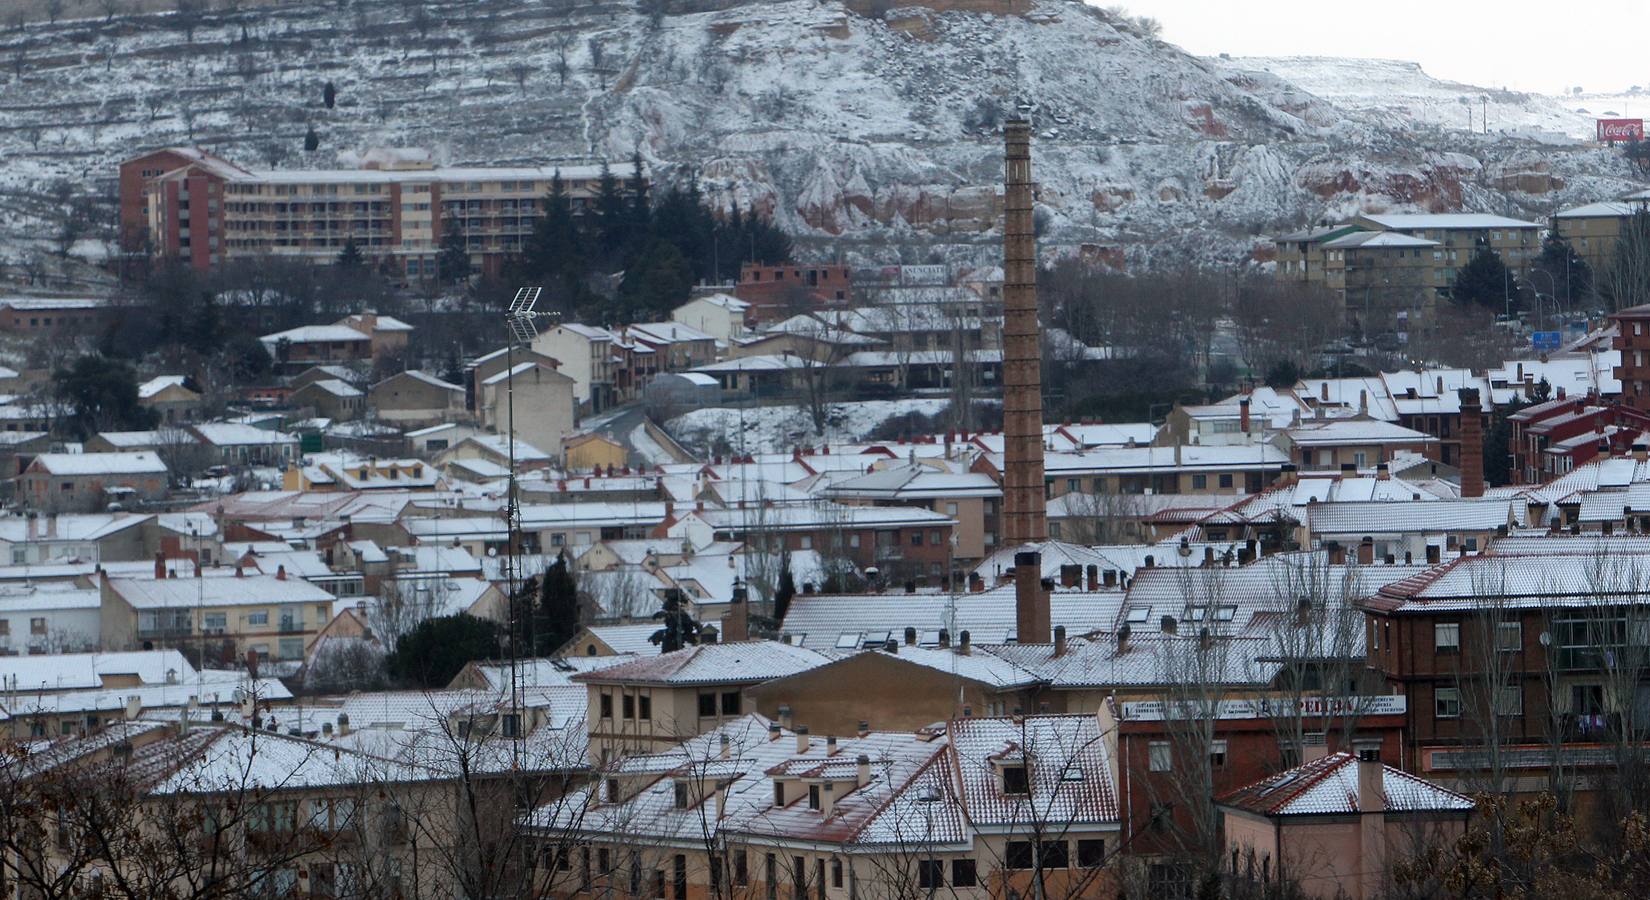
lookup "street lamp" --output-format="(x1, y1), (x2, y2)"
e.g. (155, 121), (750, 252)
(1527, 269), (1559, 331)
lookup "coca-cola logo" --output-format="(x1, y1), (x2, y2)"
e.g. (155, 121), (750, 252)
(1598, 119), (1644, 141)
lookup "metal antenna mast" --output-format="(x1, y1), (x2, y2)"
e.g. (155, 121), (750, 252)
(502, 286), (555, 770)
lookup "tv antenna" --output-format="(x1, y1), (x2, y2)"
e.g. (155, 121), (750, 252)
(502, 286), (557, 771)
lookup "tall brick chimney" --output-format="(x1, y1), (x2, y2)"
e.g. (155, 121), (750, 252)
(1001, 119), (1047, 546)
(1458, 388), (1484, 498)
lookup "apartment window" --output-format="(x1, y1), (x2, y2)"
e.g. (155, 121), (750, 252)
(1436, 687), (1462, 719)
(1005, 842), (1034, 870)
(0, 620), (8, 636)
(202, 613), (226, 631)
(673, 781), (689, 809)
(951, 859), (977, 887)
(638, 695), (652, 720)
(722, 691), (741, 714)
(848, 534), (860, 548)
(623, 694), (635, 719)
(1148, 741), (1172, 772)
(774, 782), (786, 807)
(699, 693), (717, 718)
(1001, 764), (1029, 794)
(1218, 473), (1234, 489)
(30, 617), (46, 635)
(1078, 839), (1106, 868)
(600, 692), (613, 719)
(734, 851), (749, 886)
(1435, 622), (1460, 652)
(1496, 621), (1522, 652)
(1495, 684), (1523, 717)
(1192, 474), (1207, 489)
(917, 861), (944, 889)
(1209, 740), (1228, 768)
(278, 638), (303, 659)
(807, 785), (821, 810)
(910, 531), (923, 546)
(247, 610), (268, 626)
(598, 848), (611, 874)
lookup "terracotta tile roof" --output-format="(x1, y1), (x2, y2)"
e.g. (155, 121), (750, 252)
(1219, 752), (1472, 816)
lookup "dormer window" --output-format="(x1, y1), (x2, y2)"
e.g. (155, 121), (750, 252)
(1001, 765), (1029, 795)
(773, 782), (786, 807)
(808, 785), (821, 810)
(607, 778), (621, 803)
(673, 782), (689, 809)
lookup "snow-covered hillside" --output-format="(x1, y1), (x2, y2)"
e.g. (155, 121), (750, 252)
(0, 0), (1644, 276)
(1222, 56), (1649, 143)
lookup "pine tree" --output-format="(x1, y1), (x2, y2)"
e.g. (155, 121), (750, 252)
(650, 589), (699, 653)
(438, 214), (472, 285)
(626, 150), (651, 253)
(773, 559), (797, 626)
(1451, 244), (1514, 312)
(323, 80), (337, 109)
(534, 552), (580, 655)
(336, 236), (364, 268)
(303, 126), (320, 152)
(521, 172), (582, 292)
(1533, 234), (1593, 308)
(617, 240), (694, 322)
(593, 162), (628, 265)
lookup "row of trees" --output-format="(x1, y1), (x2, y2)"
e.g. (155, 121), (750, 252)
(502, 157), (792, 324)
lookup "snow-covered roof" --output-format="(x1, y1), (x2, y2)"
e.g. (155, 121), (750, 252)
(1359, 213), (1540, 230)
(1219, 752), (1472, 816)
(1556, 200), (1638, 219)
(300, 378), (363, 398)
(574, 640), (830, 686)
(1282, 419), (1437, 446)
(137, 375), (194, 399)
(30, 452), (167, 476)
(377, 370), (463, 393)
(108, 574), (334, 609)
(1320, 231), (1437, 249)
(192, 423), (299, 446)
(260, 324), (371, 346)
(627, 321), (716, 344)
(0, 649), (196, 692)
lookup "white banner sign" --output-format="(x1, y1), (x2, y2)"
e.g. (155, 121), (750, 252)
(1122, 695), (1406, 722)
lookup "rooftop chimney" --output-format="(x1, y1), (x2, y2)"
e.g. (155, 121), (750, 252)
(856, 753), (871, 788)
(1014, 551), (1051, 644)
(1000, 119), (1048, 546)
(958, 630), (972, 655)
(721, 582), (749, 643)
(1053, 625), (1067, 658)
(1458, 388), (1485, 498)
(796, 726), (810, 754)
(720, 732), (732, 759)
(154, 551), (166, 580)
(1239, 397), (1251, 433)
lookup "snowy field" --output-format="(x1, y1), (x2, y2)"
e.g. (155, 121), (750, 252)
(666, 399), (988, 456)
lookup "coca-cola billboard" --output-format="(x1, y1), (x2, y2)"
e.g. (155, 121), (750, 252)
(1598, 118), (1645, 143)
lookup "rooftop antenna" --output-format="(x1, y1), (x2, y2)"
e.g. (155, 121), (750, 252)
(502, 286), (556, 770)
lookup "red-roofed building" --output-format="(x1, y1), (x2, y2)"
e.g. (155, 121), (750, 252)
(1218, 751), (1472, 899)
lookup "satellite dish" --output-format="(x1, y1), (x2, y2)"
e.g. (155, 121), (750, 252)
(1539, 631), (1552, 647)
(487, 547), (499, 557)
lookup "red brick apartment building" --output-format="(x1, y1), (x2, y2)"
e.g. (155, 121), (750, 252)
(734, 263), (852, 320)
(1613, 304), (1650, 411)
(118, 148), (640, 279)
(1359, 547), (1648, 802)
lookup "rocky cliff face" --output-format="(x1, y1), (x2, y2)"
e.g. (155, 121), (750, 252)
(0, 0), (1641, 274)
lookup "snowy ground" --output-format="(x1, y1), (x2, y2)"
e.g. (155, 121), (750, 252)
(666, 399), (984, 456)
(1222, 56), (1648, 142)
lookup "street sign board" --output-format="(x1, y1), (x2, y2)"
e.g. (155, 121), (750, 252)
(1532, 331), (1562, 351)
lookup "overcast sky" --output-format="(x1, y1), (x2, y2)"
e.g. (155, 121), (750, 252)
(1136, 0), (1648, 95)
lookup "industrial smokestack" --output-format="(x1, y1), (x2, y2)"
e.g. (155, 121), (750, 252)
(1000, 119), (1048, 547)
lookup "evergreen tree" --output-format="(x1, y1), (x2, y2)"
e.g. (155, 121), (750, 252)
(1532, 234), (1593, 309)
(438, 214), (472, 285)
(387, 614), (500, 688)
(626, 151), (651, 255)
(441, 348), (464, 386)
(520, 172), (582, 292)
(336, 236), (364, 268)
(534, 552), (580, 655)
(593, 162), (628, 265)
(653, 183), (718, 283)
(303, 126), (320, 152)
(323, 80), (337, 109)
(617, 239), (694, 322)
(1451, 244), (1514, 312)
(650, 589), (700, 653)
(53, 355), (159, 439)
(773, 559), (797, 626)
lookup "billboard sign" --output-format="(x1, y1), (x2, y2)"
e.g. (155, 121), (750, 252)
(1598, 118), (1645, 143)
(1122, 695), (1407, 722)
